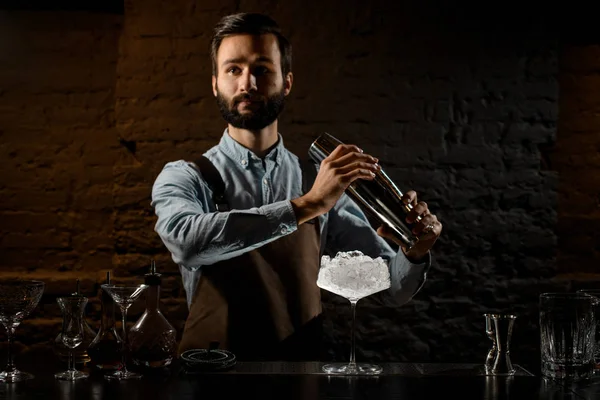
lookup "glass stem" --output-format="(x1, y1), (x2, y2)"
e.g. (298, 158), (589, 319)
(349, 300), (357, 368)
(4, 325), (17, 373)
(121, 308), (128, 373)
(68, 349), (74, 372)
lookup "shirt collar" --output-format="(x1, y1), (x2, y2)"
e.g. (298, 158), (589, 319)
(218, 128), (284, 168)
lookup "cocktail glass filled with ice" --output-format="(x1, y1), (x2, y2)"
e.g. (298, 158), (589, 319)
(317, 250), (391, 375)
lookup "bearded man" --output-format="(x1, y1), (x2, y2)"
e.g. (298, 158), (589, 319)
(151, 12), (442, 361)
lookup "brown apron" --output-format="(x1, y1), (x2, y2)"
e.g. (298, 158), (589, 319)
(178, 157), (323, 361)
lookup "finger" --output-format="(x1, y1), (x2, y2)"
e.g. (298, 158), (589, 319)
(406, 201), (429, 224)
(423, 220), (442, 237)
(402, 190), (417, 206)
(329, 151), (378, 169)
(336, 161), (380, 176)
(412, 214), (438, 235)
(376, 225), (389, 237)
(341, 168), (376, 184)
(377, 225), (407, 249)
(418, 219), (442, 240)
(328, 144), (363, 159)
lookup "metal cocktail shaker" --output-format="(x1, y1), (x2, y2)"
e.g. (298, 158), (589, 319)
(308, 132), (422, 249)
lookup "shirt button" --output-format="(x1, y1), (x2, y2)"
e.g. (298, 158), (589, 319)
(241, 159), (247, 166)
(263, 178), (268, 185)
(280, 228), (287, 234)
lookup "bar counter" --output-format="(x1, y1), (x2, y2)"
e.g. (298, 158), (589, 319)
(1, 348), (599, 399)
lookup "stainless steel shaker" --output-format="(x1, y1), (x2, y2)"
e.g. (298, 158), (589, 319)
(308, 132), (423, 249)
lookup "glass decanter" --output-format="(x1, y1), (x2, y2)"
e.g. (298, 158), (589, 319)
(53, 279), (96, 365)
(128, 261), (177, 368)
(88, 271), (122, 370)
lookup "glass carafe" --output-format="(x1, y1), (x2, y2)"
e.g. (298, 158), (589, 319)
(128, 261), (177, 368)
(88, 271), (122, 370)
(53, 279), (96, 365)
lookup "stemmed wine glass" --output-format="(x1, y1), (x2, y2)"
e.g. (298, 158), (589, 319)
(317, 251), (390, 375)
(0, 279), (45, 382)
(54, 296), (89, 380)
(321, 296), (383, 375)
(101, 284), (148, 380)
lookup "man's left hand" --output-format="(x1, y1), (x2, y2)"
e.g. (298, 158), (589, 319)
(376, 190), (442, 263)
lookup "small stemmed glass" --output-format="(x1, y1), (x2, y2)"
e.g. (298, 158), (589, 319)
(101, 284), (148, 380)
(0, 279), (45, 382)
(54, 296), (89, 380)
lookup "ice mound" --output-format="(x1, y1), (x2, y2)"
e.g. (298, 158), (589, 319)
(317, 250), (391, 301)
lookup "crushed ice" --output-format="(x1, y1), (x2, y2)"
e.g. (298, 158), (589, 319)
(317, 250), (391, 301)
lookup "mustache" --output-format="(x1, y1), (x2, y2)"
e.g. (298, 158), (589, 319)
(232, 94), (265, 105)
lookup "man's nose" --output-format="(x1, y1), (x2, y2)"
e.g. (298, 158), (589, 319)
(239, 70), (257, 92)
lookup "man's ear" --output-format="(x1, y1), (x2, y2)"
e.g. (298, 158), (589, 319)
(212, 75), (217, 97)
(283, 72), (293, 96)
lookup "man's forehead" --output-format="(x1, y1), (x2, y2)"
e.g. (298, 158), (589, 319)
(217, 33), (280, 63)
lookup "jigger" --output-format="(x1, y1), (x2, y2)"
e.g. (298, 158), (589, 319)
(483, 314), (497, 374)
(486, 314), (517, 376)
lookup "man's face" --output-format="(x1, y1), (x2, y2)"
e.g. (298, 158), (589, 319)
(212, 33), (292, 131)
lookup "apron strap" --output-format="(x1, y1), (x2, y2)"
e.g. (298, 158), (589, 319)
(299, 158), (318, 225)
(194, 155), (316, 212)
(299, 157), (318, 195)
(193, 155), (229, 212)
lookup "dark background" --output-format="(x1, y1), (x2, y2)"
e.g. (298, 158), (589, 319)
(1, 0), (599, 374)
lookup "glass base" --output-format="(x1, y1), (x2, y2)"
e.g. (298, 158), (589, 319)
(0, 369), (35, 382)
(541, 360), (594, 381)
(322, 363), (383, 375)
(104, 370), (143, 380)
(54, 370), (88, 381)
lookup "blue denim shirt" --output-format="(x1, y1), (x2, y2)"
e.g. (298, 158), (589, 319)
(151, 130), (430, 307)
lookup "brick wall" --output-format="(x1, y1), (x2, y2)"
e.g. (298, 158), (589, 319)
(0, 1), (596, 373)
(0, 10), (124, 346)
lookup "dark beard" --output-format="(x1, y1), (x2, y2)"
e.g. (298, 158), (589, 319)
(216, 88), (286, 131)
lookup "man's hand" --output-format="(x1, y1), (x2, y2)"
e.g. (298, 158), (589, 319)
(377, 190), (442, 263)
(291, 144), (380, 224)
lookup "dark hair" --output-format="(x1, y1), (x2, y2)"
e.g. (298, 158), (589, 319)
(210, 13), (292, 77)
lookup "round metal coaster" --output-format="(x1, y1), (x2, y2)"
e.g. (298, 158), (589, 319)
(180, 348), (237, 373)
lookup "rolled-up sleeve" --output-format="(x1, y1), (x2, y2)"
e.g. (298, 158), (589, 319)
(151, 161), (299, 269)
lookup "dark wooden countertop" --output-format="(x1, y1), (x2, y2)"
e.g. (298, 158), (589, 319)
(1, 348), (598, 399)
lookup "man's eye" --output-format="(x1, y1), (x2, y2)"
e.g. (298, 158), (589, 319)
(227, 67), (240, 74)
(254, 66), (269, 75)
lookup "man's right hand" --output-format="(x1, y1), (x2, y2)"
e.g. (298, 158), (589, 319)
(291, 144), (380, 225)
